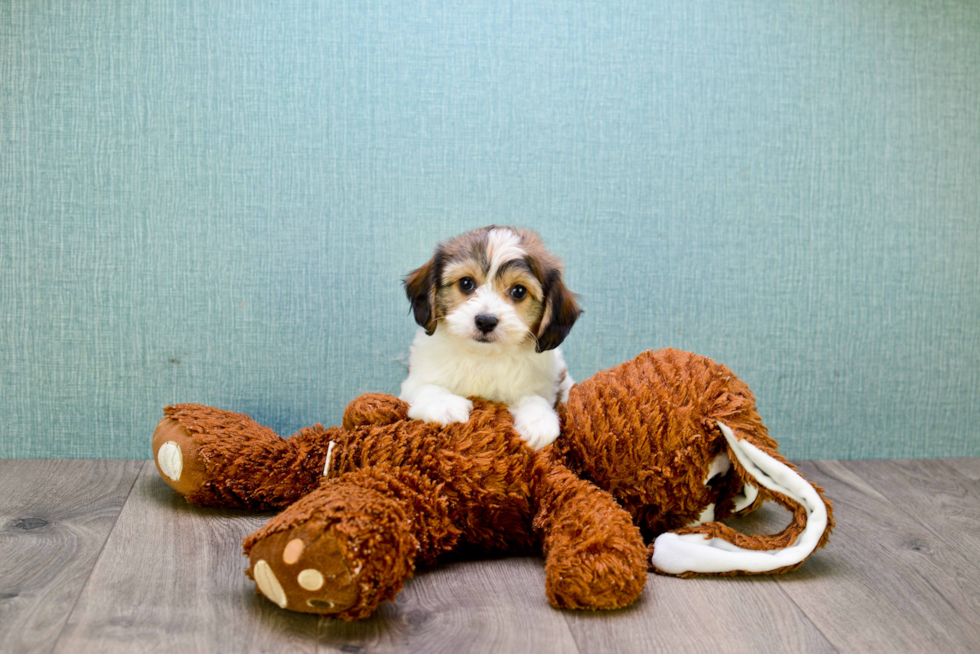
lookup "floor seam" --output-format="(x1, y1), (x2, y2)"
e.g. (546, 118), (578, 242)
(47, 459), (145, 654)
(558, 610), (587, 654)
(938, 458), (979, 483)
(766, 576), (841, 653)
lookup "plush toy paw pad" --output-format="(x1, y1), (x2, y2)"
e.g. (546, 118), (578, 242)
(156, 441), (183, 481)
(297, 569), (325, 591)
(283, 538), (305, 564)
(253, 560), (288, 609)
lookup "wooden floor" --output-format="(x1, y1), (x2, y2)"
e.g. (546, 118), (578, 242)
(1, 459), (979, 653)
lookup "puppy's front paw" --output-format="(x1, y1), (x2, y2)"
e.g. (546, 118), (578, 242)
(408, 395), (473, 426)
(511, 399), (560, 450)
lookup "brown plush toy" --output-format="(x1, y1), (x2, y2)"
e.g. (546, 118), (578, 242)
(152, 349), (833, 619)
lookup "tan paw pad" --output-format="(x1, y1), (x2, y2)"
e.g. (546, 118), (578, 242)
(253, 560), (287, 609)
(297, 569), (325, 591)
(283, 538), (305, 564)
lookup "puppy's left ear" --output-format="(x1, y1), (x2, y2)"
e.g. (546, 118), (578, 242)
(404, 256), (440, 335)
(536, 275), (581, 352)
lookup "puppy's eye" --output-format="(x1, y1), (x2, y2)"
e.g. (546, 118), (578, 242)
(509, 285), (527, 301)
(458, 277), (476, 293)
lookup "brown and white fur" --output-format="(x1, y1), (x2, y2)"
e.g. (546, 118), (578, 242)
(400, 226), (581, 449)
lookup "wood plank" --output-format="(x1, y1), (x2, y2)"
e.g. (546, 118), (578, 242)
(563, 573), (836, 654)
(53, 462), (320, 654)
(842, 459), (980, 565)
(0, 460), (141, 654)
(770, 460), (980, 653)
(562, 500), (836, 654)
(943, 457), (980, 481)
(316, 556), (581, 653)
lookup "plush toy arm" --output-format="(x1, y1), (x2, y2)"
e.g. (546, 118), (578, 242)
(532, 460), (648, 610)
(153, 404), (340, 510)
(650, 421), (834, 576)
(342, 393), (410, 429)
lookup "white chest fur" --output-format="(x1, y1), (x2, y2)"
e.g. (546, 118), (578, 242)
(402, 326), (566, 405)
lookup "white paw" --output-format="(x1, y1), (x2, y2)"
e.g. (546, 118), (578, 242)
(513, 404), (560, 450)
(408, 395), (473, 426)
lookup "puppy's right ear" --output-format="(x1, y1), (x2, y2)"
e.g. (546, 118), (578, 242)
(404, 256), (439, 335)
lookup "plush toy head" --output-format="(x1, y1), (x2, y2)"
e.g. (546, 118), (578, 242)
(556, 349), (833, 576)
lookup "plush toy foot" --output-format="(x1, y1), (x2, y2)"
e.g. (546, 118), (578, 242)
(243, 468), (451, 619)
(546, 538), (649, 611)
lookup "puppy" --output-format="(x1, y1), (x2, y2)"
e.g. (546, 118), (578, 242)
(399, 226), (581, 449)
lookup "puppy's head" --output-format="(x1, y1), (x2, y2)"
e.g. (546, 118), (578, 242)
(404, 226), (580, 352)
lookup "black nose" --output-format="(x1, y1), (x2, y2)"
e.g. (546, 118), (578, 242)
(475, 314), (499, 334)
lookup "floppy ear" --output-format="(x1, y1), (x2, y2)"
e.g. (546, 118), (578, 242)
(403, 256), (439, 335)
(536, 274), (581, 352)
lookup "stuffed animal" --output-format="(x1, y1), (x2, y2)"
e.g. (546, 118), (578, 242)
(152, 349), (833, 619)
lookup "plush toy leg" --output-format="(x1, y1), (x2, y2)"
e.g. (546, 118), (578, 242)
(650, 421), (834, 576)
(152, 404), (339, 510)
(243, 466), (460, 620)
(533, 462), (648, 610)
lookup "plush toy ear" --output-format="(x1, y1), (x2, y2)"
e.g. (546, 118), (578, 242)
(535, 273), (581, 352)
(650, 420), (834, 576)
(404, 256), (440, 335)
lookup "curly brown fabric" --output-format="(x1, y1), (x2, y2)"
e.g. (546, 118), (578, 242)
(152, 348), (833, 618)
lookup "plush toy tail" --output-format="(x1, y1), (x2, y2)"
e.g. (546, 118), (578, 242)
(650, 421), (833, 576)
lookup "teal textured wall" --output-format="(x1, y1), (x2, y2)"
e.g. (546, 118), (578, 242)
(2, 0), (978, 459)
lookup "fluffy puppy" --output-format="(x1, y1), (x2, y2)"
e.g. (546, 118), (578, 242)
(399, 226), (581, 449)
